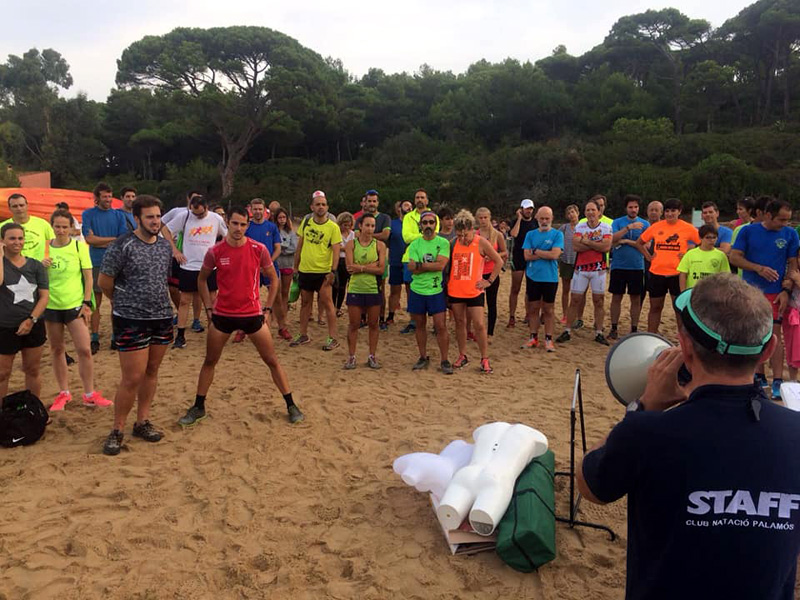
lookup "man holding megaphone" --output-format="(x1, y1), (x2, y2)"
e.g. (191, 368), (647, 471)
(578, 273), (800, 600)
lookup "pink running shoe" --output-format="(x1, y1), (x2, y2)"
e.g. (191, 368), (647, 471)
(50, 391), (72, 412)
(83, 391), (113, 407)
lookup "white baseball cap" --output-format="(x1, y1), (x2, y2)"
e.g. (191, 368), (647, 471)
(520, 199), (534, 209)
(312, 190), (326, 199)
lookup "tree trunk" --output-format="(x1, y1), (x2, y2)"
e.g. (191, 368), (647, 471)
(763, 29), (782, 124)
(216, 121), (259, 199)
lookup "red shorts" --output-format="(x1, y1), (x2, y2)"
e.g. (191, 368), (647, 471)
(764, 293), (785, 323)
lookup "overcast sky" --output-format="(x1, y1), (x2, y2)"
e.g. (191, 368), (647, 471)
(5, 0), (753, 101)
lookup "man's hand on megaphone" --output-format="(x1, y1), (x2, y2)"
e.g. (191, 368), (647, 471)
(640, 347), (688, 412)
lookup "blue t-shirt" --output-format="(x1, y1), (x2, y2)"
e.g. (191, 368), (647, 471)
(611, 216), (649, 271)
(81, 206), (128, 265)
(389, 218), (407, 267)
(583, 384), (800, 600)
(714, 224), (733, 248)
(118, 209), (136, 231)
(521, 228), (564, 283)
(246, 219), (280, 285)
(732, 223), (800, 293)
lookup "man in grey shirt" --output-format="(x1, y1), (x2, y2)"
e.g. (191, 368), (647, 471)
(99, 195), (174, 456)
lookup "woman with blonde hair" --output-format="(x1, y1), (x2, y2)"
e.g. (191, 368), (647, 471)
(334, 212), (355, 317)
(448, 210), (503, 373)
(475, 207), (508, 337)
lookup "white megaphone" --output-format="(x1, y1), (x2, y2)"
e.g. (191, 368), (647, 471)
(604, 332), (674, 406)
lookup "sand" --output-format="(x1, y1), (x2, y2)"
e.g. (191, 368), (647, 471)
(0, 279), (793, 600)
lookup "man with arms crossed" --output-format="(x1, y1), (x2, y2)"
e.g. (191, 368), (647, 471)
(401, 189), (439, 334)
(99, 195), (174, 456)
(407, 211), (453, 374)
(637, 198), (700, 334)
(730, 198), (799, 400)
(178, 207), (304, 427)
(291, 191), (342, 350)
(579, 274), (800, 600)
(609, 195), (650, 339)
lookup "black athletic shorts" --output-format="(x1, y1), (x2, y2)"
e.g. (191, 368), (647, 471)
(609, 269), (645, 296)
(112, 315), (174, 352)
(0, 320), (46, 355)
(448, 294), (485, 308)
(178, 268), (218, 293)
(298, 272), (328, 293)
(525, 279), (558, 303)
(44, 307), (83, 324)
(512, 254), (526, 272)
(168, 257), (181, 287)
(211, 314), (264, 335)
(648, 273), (681, 299)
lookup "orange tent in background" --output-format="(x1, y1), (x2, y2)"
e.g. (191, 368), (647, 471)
(0, 188), (122, 221)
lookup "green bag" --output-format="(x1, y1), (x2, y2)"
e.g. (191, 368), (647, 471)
(288, 277), (300, 304)
(495, 450), (557, 572)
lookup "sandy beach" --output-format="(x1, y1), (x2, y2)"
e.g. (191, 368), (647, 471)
(1, 279), (796, 599)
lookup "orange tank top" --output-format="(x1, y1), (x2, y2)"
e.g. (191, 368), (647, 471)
(477, 228), (499, 275)
(449, 235), (484, 298)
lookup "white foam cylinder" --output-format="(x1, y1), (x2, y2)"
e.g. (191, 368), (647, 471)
(469, 425), (549, 535)
(437, 422), (512, 530)
(392, 440), (474, 500)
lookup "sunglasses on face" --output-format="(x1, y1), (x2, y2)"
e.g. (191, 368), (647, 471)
(421, 220), (436, 225)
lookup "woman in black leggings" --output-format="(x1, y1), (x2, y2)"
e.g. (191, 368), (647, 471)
(334, 212), (355, 315)
(475, 207), (508, 337)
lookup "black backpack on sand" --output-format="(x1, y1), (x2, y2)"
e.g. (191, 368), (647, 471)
(0, 390), (49, 448)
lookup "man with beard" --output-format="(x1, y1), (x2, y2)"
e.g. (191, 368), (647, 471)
(387, 200), (413, 327)
(401, 189), (439, 334)
(507, 199), (536, 328)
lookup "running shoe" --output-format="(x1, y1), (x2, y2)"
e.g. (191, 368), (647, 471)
(559, 316), (567, 325)
(233, 330), (246, 343)
(83, 391), (112, 407)
(317, 318), (326, 326)
(545, 340), (555, 352)
(278, 328), (292, 341)
(573, 319), (584, 330)
(555, 330), (571, 343)
(385, 317), (394, 325)
(412, 356), (430, 370)
(440, 360), (454, 375)
(288, 405), (305, 424)
(322, 337), (340, 351)
(178, 406), (207, 427)
(506, 316), (516, 328)
(191, 319), (205, 333)
(344, 355), (357, 370)
(132, 420), (163, 442)
(522, 317), (529, 325)
(379, 321), (389, 332)
(453, 354), (469, 369)
(103, 430), (124, 456)
(336, 309), (344, 318)
(755, 373), (768, 387)
(367, 355), (381, 369)
(772, 379), (783, 400)
(400, 323), (416, 334)
(594, 333), (610, 346)
(172, 336), (187, 349)
(608, 329), (619, 340)
(289, 334), (310, 347)
(65, 352), (76, 366)
(522, 336), (539, 349)
(467, 331), (477, 342)
(90, 340), (99, 355)
(50, 391), (72, 412)
(110, 339), (118, 351)
(480, 358), (494, 374)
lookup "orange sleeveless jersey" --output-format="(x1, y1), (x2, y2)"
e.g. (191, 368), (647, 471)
(449, 236), (484, 298)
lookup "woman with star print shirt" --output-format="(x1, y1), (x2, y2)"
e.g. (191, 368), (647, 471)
(0, 223), (49, 399)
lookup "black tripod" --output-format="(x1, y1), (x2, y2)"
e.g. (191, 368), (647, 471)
(555, 369), (617, 541)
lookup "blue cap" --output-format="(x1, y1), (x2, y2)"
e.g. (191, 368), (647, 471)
(365, 189), (379, 196)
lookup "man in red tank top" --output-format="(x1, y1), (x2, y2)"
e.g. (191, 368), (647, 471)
(177, 206), (304, 427)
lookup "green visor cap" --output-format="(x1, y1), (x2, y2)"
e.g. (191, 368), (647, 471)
(675, 288), (772, 356)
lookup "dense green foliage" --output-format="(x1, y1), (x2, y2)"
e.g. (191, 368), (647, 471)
(1, 1), (799, 217)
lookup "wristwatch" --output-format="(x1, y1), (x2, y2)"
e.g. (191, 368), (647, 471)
(28, 315), (39, 324)
(626, 399), (644, 413)
(83, 300), (92, 307)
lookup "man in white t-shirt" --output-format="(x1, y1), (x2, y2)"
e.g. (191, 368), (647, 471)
(167, 195), (226, 348)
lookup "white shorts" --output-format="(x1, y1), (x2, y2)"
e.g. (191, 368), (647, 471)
(571, 269), (607, 295)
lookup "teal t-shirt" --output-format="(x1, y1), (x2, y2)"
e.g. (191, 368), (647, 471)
(408, 236), (450, 295)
